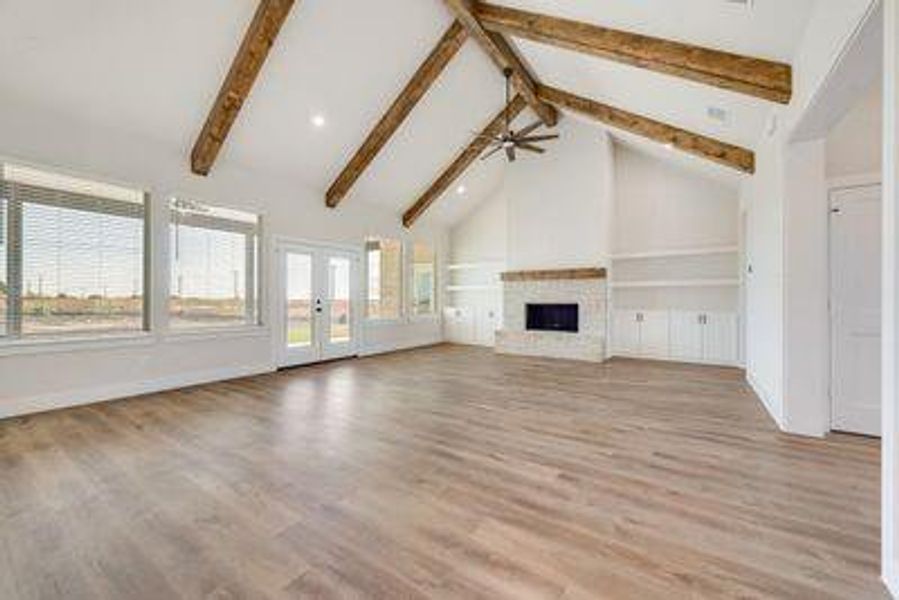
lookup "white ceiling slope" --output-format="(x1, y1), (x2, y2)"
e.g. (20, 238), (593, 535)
(0, 1), (816, 225)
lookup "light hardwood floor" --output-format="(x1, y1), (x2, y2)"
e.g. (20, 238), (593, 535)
(0, 344), (888, 599)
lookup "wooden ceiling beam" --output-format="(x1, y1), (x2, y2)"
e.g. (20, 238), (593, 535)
(326, 21), (469, 208)
(537, 84), (755, 174)
(476, 2), (792, 104)
(191, 0), (296, 176)
(442, 0), (557, 126)
(403, 95), (527, 227)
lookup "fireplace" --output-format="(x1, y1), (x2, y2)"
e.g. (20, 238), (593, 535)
(526, 303), (579, 333)
(495, 267), (608, 363)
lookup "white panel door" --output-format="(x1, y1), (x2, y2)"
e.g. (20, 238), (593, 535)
(639, 310), (670, 358)
(670, 310), (704, 361)
(830, 185), (881, 436)
(703, 312), (739, 365)
(613, 310), (640, 354)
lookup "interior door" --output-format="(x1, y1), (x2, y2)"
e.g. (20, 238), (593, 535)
(278, 243), (360, 367)
(830, 185), (881, 436)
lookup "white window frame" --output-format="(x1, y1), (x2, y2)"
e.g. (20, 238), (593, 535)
(364, 237), (405, 324)
(0, 162), (152, 352)
(408, 239), (438, 321)
(166, 197), (263, 334)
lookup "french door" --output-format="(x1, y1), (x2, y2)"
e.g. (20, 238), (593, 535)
(277, 241), (360, 367)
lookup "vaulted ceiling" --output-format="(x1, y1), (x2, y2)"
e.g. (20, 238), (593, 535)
(0, 0), (818, 226)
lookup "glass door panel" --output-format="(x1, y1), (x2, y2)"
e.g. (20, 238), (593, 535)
(278, 241), (359, 367)
(328, 257), (351, 344)
(286, 252), (312, 348)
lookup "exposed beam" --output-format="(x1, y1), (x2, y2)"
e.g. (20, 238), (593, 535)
(537, 84), (755, 174)
(403, 95), (527, 227)
(476, 2), (792, 104)
(191, 0), (296, 176)
(442, 0), (557, 126)
(326, 21), (469, 208)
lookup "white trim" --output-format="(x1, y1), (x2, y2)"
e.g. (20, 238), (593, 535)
(164, 325), (270, 343)
(885, 563), (898, 598)
(0, 362), (275, 420)
(0, 332), (155, 357)
(827, 172), (882, 190)
(747, 371), (785, 430)
(447, 261), (505, 271)
(359, 336), (443, 358)
(611, 246), (739, 260)
(611, 351), (740, 368)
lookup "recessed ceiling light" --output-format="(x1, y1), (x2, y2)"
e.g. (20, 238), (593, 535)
(456, 185), (467, 195)
(311, 114), (326, 128)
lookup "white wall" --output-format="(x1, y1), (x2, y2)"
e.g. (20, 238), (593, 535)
(741, 0), (879, 431)
(883, 2), (899, 594)
(827, 82), (884, 179)
(450, 187), (508, 265)
(0, 92), (447, 419)
(613, 145), (739, 254)
(505, 120), (615, 270)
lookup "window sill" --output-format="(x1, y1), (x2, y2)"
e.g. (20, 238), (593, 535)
(0, 332), (155, 358)
(163, 325), (270, 343)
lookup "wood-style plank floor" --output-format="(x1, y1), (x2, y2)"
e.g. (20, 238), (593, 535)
(0, 344), (888, 599)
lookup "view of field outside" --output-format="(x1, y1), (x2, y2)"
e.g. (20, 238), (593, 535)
(169, 216), (258, 329)
(3, 198), (146, 337)
(285, 253), (351, 347)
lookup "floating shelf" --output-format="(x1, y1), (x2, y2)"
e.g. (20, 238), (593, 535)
(447, 262), (504, 271)
(611, 279), (740, 289)
(611, 246), (739, 261)
(446, 284), (500, 292)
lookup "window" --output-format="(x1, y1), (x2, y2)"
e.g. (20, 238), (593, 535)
(411, 241), (436, 316)
(0, 164), (147, 340)
(169, 198), (260, 329)
(365, 238), (402, 320)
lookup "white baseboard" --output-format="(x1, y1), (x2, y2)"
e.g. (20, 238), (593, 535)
(0, 362), (275, 420)
(359, 336), (444, 357)
(886, 561), (898, 598)
(746, 371), (785, 430)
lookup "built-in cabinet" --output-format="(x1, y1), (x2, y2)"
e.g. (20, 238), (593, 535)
(613, 309), (738, 365)
(610, 247), (741, 367)
(444, 261), (503, 346)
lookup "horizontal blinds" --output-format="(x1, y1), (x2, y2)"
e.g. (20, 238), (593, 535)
(1, 169), (146, 338)
(169, 198), (259, 328)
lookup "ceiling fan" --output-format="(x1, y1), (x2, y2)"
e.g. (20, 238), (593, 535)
(481, 68), (559, 163)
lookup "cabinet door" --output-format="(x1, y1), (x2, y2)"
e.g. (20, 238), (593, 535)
(612, 310), (640, 354)
(669, 311), (704, 361)
(475, 305), (500, 347)
(639, 310), (671, 358)
(703, 312), (738, 365)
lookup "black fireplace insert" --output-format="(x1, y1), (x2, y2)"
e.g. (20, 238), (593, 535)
(526, 303), (579, 333)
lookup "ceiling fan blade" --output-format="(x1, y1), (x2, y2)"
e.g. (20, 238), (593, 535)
(481, 145), (504, 161)
(505, 146), (516, 162)
(516, 142), (546, 154)
(516, 134), (560, 143)
(515, 121), (543, 138)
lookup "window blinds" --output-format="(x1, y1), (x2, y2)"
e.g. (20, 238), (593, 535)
(169, 198), (260, 329)
(0, 169), (147, 338)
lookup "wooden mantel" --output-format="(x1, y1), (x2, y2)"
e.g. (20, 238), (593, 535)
(501, 267), (607, 282)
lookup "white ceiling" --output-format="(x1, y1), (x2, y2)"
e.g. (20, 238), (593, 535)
(0, 0), (818, 226)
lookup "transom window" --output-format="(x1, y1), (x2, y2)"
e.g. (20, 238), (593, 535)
(169, 198), (260, 330)
(0, 164), (147, 339)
